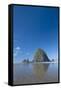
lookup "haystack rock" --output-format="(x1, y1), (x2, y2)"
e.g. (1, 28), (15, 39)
(33, 48), (50, 62)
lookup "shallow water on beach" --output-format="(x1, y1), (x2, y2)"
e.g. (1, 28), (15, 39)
(13, 63), (58, 85)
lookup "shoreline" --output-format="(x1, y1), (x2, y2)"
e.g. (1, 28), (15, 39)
(13, 61), (58, 64)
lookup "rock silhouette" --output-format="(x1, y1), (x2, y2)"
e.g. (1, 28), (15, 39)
(33, 48), (50, 62)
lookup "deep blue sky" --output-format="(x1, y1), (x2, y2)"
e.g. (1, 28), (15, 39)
(13, 5), (58, 63)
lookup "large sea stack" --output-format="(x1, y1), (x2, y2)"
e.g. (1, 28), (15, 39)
(33, 48), (50, 62)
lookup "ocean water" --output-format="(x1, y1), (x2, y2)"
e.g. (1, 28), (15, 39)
(13, 63), (58, 85)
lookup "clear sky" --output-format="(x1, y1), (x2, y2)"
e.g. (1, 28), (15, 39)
(13, 5), (58, 63)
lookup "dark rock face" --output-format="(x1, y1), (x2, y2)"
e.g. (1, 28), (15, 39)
(33, 48), (50, 62)
(22, 59), (30, 63)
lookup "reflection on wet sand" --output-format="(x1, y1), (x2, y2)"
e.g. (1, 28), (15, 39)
(13, 63), (58, 85)
(32, 63), (49, 79)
